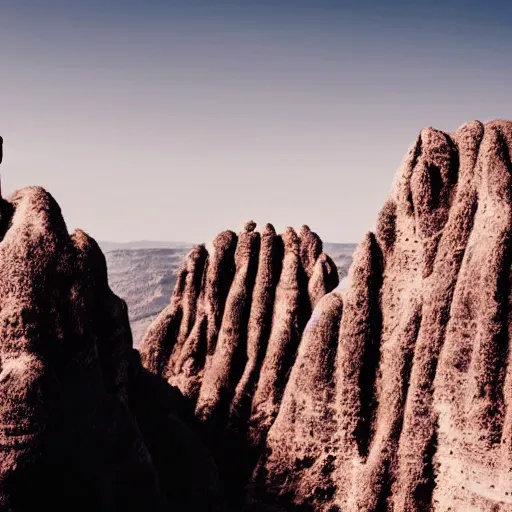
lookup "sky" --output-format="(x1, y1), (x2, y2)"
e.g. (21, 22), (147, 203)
(0, 0), (511, 244)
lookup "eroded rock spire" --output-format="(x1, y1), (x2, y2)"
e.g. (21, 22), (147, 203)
(139, 221), (339, 507)
(0, 186), (224, 511)
(247, 120), (512, 511)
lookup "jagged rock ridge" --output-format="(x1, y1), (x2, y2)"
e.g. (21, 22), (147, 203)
(247, 119), (512, 511)
(139, 221), (339, 507)
(4, 118), (509, 511)
(0, 186), (224, 511)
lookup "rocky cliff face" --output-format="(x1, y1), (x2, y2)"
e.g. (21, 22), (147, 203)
(3, 118), (511, 511)
(247, 120), (512, 511)
(139, 221), (339, 507)
(0, 186), (223, 511)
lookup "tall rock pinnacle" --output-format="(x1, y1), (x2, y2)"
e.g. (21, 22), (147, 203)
(247, 119), (512, 511)
(0, 186), (224, 511)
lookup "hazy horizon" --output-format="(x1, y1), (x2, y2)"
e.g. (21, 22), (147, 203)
(1, 0), (511, 245)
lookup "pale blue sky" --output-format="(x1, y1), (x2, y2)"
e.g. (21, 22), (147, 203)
(0, 1), (510, 243)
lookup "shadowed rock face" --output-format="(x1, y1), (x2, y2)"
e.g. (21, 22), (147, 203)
(0, 186), (223, 511)
(247, 119), (512, 511)
(5, 119), (511, 511)
(139, 221), (339, 507)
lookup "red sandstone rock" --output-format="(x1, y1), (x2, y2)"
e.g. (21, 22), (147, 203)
(7, 118), (510, 511)
(139, 221), (339, 507)
(0, 186), (223, 511)
(248, 120), (512, 511)
(195, 223), (261, 426)
(140, 222), (338, 421)
(228, 224), (283, 434)
(0, 187), (160, 511)
(248, 227), (303, 449)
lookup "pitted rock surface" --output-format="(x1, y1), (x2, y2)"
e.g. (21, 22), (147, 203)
(0, 186), (223, 511)
(247, 120), (512, 511)
(140, 222), (339, 507)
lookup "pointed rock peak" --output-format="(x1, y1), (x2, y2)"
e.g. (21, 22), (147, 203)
(249, 119), (512, 512)
(375, 198), (397, 253)
(71, 228), (109, 283)
(299, 224), (323, 275)
(212, 229), (237, 252)
(186, 244), (208, 264)
(299, 224), (311, 236)
(140, 219), (340, 507)
(244, 220), (257, 232)
(454, 119), (484, 136)
(417, 126), (457, 177)
(262, 223), (276, 235)
(282, 226), (299, 247)
(0, 185), (226, 510)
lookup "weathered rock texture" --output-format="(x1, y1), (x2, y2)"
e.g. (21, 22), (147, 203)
(7, 119), (511, 511)
(139, 222), (339, 506)
(0, 186), (223, 511)
(247, 119), (512, 511)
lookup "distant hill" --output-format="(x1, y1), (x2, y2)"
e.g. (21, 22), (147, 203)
(103, 246), (193, 345)
(323, 242), (357, 281)
(99, 240), (192, 252)
(101, 240), (355, 346)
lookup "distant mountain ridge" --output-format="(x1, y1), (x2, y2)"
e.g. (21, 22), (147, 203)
(98, 240), (192, 252)
(99, 240), (356, 253)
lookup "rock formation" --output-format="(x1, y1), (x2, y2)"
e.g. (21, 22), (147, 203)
(139, 221), (339, 507)
(4, 118), (511, 511)
(247, 119), (512, 511)
(0, 186), (224, 511)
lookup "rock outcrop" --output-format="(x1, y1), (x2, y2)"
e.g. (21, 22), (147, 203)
(0, 186), (223, 511)
(247, 120), (512, 511)
(6, 118), (511, 511)
(139, 222), (339, 507)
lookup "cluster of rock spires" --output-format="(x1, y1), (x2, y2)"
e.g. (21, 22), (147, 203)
(141, 119), (512, 511)
(139, 221), (340, 507)
(0, 119), (512, 511)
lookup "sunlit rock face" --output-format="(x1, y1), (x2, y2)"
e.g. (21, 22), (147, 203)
(247, 120), (512, 511)
(139, 221), (339, 507)
(0, 186), (223, 512)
